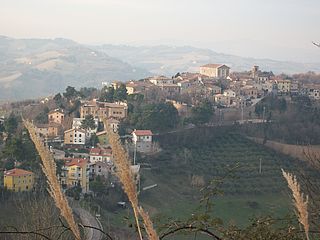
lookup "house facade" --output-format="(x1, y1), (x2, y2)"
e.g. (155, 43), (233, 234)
(60, 158), (89, 193)
(4, 168), (34, 192)
(200, 64), (230, 78)
(132, 130), (153, 153)
(80, 101), (128, 121)
(276, 79), (291, 94)
(35, 123), (61, 138)
(223, 89), (236, 98)
(48, 109), (64, 124)
(89, 161), (112, 180)
(214, 94), (231, 107)
(149, 76), (174, 86)
(89, 147), (112, 163)
(64, 128), (86, 145)
(240, 86), (258, 99)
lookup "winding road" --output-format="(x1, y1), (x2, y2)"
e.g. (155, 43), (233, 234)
(74, 207), (103, 240)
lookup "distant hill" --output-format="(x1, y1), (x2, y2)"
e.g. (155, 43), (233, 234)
(0, 36), (149, 100)
(1, 35), (320, 100)
(95, 44), (320, 76)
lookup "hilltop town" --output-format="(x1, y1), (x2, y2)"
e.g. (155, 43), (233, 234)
(1, 63), (320, 239)
(1, 63), (320, 194)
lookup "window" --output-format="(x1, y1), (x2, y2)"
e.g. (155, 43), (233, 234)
(79, 134), (82, 137)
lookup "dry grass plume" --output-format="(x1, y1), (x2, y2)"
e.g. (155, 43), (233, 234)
(24, 120), (81, 240)
(103, 119), (158, 240)
(139, 207), (159, 240)
(282, 169), (309, 240)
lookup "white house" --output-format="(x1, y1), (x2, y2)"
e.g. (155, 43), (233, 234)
(132, 130), (153, 153)
(89, 147), (112, 163)
(64, 128), (87, 145)
(149, 76), (174, 86)
(223, 89), (236, 98)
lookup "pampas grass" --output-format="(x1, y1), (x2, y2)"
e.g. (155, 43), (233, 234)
(24, 120), (81, 240)
(282, 169), (309, 240)
(139, 207), (159, 240)
(103, 119), (158, 240)
(103, 119), (143, 239)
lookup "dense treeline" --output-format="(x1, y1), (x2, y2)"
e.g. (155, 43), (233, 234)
(244, 96), (320, 144)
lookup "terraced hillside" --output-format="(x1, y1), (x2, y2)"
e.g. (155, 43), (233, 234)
(136, 127), (320, 227)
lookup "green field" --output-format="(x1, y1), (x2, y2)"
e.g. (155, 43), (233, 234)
(97, 127), (320, 239)
(139, 127), (319, 224)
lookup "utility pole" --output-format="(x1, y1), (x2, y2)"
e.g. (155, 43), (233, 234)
(133, 141), (137, 165)
(241, 106), (244, 122)
(259, 158), (262, 174)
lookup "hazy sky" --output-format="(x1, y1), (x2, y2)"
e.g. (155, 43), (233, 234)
(1, 0), (320, 62)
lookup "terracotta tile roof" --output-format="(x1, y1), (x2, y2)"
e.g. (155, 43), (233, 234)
(89, 148), (112, 156)
(133, 130), (153, 136)
(4, 168), (33, 177)
(89, 148), (101, 155)
(64, 158), (88, 168)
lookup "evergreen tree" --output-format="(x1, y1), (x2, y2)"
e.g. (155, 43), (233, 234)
(81, 115), (96, 130)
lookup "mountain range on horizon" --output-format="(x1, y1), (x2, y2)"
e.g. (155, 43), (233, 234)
(0, 35), (320, 101)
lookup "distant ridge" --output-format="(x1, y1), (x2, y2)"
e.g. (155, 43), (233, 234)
(1, 35), (320, 100)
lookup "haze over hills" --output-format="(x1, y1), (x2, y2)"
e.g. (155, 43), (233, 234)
(0, 36), (149, 100)
(1, 35), (320, 100)
(95, 44), (320, 76)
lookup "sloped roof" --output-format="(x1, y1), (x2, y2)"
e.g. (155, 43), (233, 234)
(64, 158), (88, 168)
(64, 128), (86, 134)
(201, 64), (230, 69)
(133, 130), (153, 136)
(4, 168), (33, 177)
(49, 108), (64, 114)
(89, 147), (112, 156)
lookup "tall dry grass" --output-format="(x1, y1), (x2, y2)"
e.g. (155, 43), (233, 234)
(103, 119), (159, 240)
(139, 207), (159, 240)
(282, 169), (309, 240)
(24, 120), (81, 240)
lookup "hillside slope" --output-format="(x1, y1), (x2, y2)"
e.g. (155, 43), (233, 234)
(135, 127), (320, 228)
(0, 36), (149, 100)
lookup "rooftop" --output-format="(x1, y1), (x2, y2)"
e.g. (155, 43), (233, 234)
(201, 64), (230, 69)
(89, 147), (112, 156)
(4, 168), (33, 177)
(133, 130), (153, 136)
(49, 108), (64, 114)
(64, 158), (88, 168)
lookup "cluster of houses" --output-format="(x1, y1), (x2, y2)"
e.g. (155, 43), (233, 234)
(124, 64), (320, 109)
(4, 62), (320, 193)
(4, 98), (154, 193)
